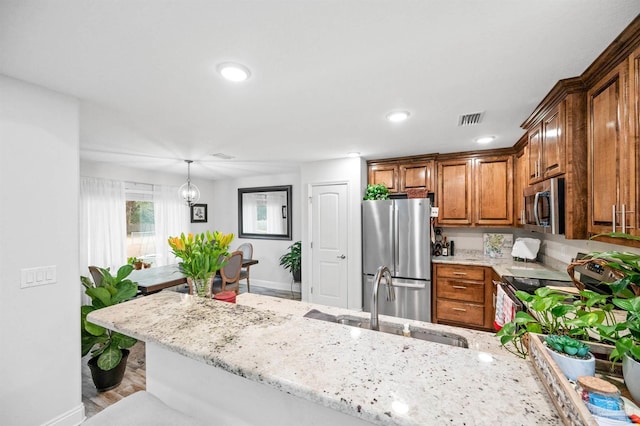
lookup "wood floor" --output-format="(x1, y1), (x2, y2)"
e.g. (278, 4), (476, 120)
(82, 283), (301, 419)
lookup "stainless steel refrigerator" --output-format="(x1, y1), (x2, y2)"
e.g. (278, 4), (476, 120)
(362, 199), (431, 322)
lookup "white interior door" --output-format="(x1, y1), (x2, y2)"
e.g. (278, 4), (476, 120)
(311, 184), (348, 308)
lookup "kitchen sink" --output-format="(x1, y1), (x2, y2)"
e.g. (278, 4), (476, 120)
(303, 310), (468, 348)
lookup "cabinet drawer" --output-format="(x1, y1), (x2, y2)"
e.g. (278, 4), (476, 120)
(436, 265), (485, 281)
(436, 300), (485, 327)
(436, 279), (484, 303)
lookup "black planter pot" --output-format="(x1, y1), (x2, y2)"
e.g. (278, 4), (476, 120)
(293, 269), (301, 283)
(88, 349), (130, 392)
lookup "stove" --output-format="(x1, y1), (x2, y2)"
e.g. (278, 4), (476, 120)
(503, 275), (575, 294)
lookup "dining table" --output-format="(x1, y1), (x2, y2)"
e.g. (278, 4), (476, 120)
(130, 260), (258, 295)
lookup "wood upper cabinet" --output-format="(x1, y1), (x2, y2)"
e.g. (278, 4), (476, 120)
(541, 103), (566, 179)
(368, 163), (399, 193)
(514, 138), (528, 227)
(528, 124), (542, 183)
(367, 157), (435, 194)
(528, 103), (566, 184)
(400, 160), (435, 193)
(587, 61), (634, 235)
(437, 158), (472, 225)
(437, 154), (513, 227)
(474, 155), (513, 226)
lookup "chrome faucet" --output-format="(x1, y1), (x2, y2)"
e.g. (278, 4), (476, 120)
(371, 266), (395, 331)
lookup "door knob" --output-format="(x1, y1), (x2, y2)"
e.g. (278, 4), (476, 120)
(337, 254), (346, 259)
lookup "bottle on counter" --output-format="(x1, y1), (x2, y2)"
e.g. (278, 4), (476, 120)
(449, 240), (454, 256)
(442, 237), (449, 256)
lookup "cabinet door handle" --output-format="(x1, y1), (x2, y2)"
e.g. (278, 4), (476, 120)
(452, 308), (466, 312)
(452, 285), (467, 289)
(452, 272), (466, 276)
(612, 204), (617, 233)
(622, 204), (626, 233)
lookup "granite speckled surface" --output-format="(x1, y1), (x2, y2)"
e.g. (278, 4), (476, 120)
(88, 292), (561, 425)
(433, 249), (571, 281)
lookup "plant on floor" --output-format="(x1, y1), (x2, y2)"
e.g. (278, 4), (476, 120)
(363, 184), (390, 200)
(279, 241), (301, 281)
(81, 264), (139, 371)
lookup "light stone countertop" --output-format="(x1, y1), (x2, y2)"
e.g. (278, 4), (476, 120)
(433, 249), (572, 281)
(88, 291), (561, 425)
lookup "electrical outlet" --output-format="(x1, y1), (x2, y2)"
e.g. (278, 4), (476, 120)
(430, 207), (439, 217)
(21, 266), (56, 289)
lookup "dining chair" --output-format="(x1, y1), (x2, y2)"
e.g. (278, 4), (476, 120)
(236, 243), (253, 293)
(212, 251), (243, 295)
(88, 266), (103, 286)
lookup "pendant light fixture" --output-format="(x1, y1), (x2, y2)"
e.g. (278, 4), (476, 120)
(178, 160), (200, 206)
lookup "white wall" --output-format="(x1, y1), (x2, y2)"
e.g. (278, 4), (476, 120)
(210, 172), (302, 290)
(0, 76), (83, 425)
(301, 157), (367, 310)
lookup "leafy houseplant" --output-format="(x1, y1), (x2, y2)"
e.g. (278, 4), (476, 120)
(81, 264), (139, 391)
(280, 241), (301, 282)
(168, 231), (234, 296)
(363, 184), (390, 200)
(127, 256), (143, 270)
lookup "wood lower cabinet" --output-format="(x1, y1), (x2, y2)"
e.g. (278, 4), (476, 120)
(433, 263), (495, 331)
(436, 154), (513, 227)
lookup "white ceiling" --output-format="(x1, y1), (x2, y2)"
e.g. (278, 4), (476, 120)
(1, 1), (639, 180)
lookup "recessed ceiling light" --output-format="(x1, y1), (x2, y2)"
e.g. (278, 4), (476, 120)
(476, 136), (496, 144)
(217, 63), (251, 82)
(348, 152), (360, 158)
(386, 111), (411, 123)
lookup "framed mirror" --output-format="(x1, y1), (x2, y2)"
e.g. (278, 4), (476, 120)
(238, 185), (292, 240)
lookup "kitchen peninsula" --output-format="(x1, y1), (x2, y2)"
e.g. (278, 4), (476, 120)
(88, 292), (560, 425)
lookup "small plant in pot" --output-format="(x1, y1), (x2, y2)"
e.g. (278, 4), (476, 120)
(127, 256), (143, 270)
(280, 241), (301, 282)
(81, 264), (138, 392)
(363, 184), (390, 200)
(544, 334), (595, 381)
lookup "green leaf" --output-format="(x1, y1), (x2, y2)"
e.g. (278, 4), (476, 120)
(115, 264), (134, 282)
(86, 287), (112, 307)
(111, 281), (138, 304)
(97, 345), (122, 371)
(112, 332), (137, 349)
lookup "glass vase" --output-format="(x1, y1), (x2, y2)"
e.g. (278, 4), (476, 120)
(187, 277), (211, 298)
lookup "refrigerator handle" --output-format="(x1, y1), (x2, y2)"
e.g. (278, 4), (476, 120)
(393, 203), (399, 272)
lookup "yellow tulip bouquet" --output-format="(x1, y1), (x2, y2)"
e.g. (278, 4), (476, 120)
(168, 231), (234, 295)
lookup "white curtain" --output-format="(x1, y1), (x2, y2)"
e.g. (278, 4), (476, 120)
(79, 177), (127, 276)
(153, 185), (190, 266)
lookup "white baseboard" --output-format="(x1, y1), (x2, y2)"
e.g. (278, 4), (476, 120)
(252, 279), (301, 292)
(41, 403), (85, 426)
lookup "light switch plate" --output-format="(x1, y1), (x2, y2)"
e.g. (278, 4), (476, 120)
(21, 266), (56, 288)
(430, 207), (439, 217)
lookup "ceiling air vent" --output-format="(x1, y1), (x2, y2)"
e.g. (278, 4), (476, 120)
(210, 153), (235, 160)
(458, 112), (484, 127)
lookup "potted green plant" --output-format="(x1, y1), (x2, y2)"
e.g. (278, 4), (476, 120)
(127, 256), (143, 270)
(363, 184), (390, 200)
(280, 241), (301, 282)
(544, 334), (595, 381)
(81, 264), (139, 391)
(167, 231), (234, 296)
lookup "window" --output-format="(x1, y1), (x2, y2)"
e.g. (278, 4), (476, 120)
(125, 182), (156, 262)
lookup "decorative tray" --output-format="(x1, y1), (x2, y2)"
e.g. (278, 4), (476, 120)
(528, 333), (598, 426)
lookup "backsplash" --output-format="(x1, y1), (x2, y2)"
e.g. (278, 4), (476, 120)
(438, 227), (640, 271)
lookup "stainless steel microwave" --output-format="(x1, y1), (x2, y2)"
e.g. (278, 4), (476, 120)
(523, 177), (565, 235)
